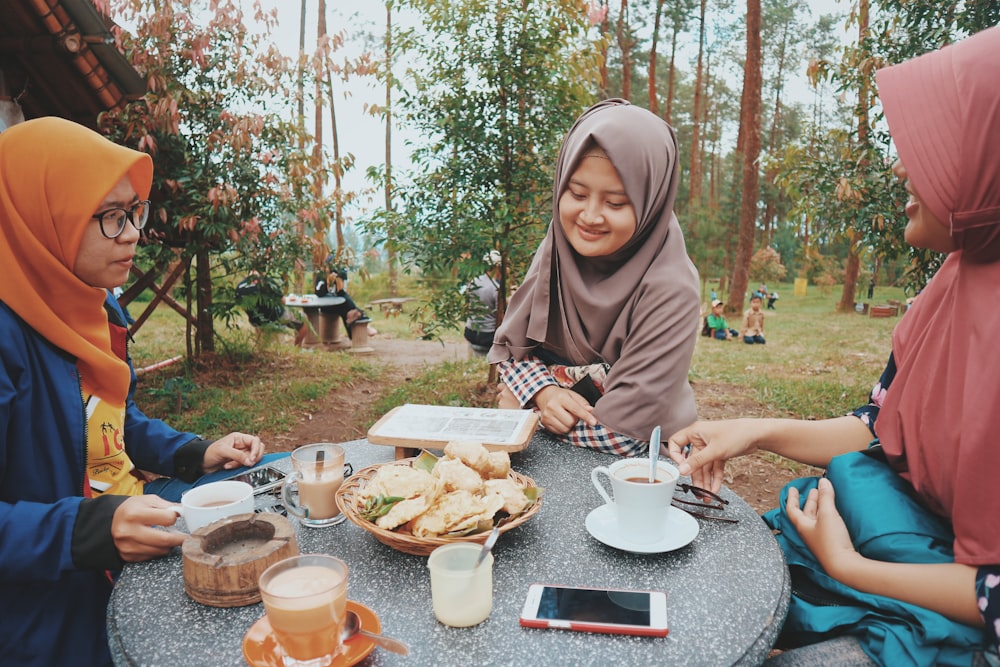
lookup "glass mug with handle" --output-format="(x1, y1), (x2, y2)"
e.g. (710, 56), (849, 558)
(281, 443), (347, 528)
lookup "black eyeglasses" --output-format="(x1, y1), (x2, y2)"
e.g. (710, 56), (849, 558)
(672, 483), (738, 523)
(91, 200), (151, 239)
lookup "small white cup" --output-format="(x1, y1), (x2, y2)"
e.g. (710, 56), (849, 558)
(174, 480), (255, 532)
(427, 543), (493, 627)
(591, 459), (679, 544)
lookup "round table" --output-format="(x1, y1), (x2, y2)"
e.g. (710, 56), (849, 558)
(108, 433), (789, 666)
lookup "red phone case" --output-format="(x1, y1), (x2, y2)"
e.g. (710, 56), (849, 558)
(519, 616), (669, 637)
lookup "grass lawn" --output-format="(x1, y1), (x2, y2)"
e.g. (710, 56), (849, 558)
(125, 280), (905, 439)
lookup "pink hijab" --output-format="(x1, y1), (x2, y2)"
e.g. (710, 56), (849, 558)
(490, 100), (700, 440)
(874, 25), (1000, 565)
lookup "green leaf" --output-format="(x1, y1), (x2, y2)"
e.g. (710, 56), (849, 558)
(413, 449), (439, 473)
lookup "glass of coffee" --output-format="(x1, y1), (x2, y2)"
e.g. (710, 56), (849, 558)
(281, 443), (346, 528)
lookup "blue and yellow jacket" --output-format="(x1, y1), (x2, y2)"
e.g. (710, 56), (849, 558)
(0, 293), (205, 666)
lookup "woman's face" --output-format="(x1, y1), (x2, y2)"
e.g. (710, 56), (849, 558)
(892, 160), (957, 254)
(558, 151), (637, 258)
(73, 175), (141, 289)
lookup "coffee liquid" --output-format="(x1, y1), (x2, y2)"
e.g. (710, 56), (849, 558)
(624, 477), (663, 484)
(198, 499), (236, 508)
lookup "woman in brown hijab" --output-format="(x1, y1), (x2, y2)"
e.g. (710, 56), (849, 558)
(489, 100), (700, 456)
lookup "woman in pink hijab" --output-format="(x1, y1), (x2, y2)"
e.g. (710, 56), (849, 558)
(668, 26), (1000, 666)
(490, 100), (700, 457)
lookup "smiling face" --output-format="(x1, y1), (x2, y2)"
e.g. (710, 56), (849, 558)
(558, 148), (637, 258)
(892, 160), (957, 254)
(73, 175), (140, 288)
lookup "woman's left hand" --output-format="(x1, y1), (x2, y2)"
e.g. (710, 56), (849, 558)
(786, 477), (859, 574)
(201, 432), (264, 473)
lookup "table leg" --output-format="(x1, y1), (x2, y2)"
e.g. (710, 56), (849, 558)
(318, 312), (343, 346)
(301, 309), (321, 347)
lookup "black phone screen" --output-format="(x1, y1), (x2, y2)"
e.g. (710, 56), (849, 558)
(537, 586), (651, 626)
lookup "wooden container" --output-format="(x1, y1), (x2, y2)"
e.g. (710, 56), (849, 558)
(182, 513), (298, 607)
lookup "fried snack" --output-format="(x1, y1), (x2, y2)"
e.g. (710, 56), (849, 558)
(411, 489), (505, 537)
(482, 450), (511, 479)
(443, 440), (489, 472)
(376, 494), (434, 530)
(433, 457), (484, 493)
(484, 477), (532, 514)
(362, 465), (435, 501)
(361, 442), (534, 537)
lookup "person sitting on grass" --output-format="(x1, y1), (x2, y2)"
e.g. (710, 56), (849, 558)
(706, 299), (739, 340)
(668, 26), (1000, 667)
(741, 294), (766, 345)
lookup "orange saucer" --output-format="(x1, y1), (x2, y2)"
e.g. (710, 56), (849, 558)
(243, 600), (381, 667)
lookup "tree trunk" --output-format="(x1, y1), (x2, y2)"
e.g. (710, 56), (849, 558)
(599, 0), (609, 96)
(687, 0), (706, 212)
(729, 0), (763, 316)
(617, 0), (630, 100)
(648, 0), (664, 114)
(294, 0), (307, 293)
(326, 71), (345, 257)
(666, 22), (678, 124)
(312, 0), (328, 269)
(385, 2), (398, 296)
(763, 22), (788, 249)
(196, 249), (214, 353)
(838, 0), (869, 312)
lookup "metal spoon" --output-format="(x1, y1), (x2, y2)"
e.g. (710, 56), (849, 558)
(649, 425), (661, 483)
(474, 525), (500, 568)
(341, 610), (410, 655)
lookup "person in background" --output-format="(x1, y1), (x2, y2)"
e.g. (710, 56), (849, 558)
(741, 294), (766, 345)
(490, 99), (700, 457)
(463, 250), (501, 354)
(314, 265), (368, 339)
(0, 117), (271, 667)
(706, 299), (739, 340)
(668, 26), (1000, 667)
(235, 271), (302, 335)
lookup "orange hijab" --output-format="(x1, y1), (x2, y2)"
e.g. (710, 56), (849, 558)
(0, 117), (152, 403)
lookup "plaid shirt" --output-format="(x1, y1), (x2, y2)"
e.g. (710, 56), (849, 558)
(498, 356), (646, 457)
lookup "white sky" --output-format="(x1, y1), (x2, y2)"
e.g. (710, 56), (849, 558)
(254, 0), (851, 224)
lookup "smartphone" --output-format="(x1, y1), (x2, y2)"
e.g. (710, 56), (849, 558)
(519, 584), (669, 637)
(222, 465), (285, 494)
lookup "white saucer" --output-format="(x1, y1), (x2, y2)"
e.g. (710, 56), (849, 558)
(585, 504), (699, 554)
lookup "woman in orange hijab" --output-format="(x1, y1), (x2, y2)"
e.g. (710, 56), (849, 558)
(668, 26), (1000, 667)
(0, 117), (265, 666)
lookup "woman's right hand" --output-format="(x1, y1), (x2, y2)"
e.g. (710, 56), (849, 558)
(666, 419), (761, 494)
(533, 385), (597, 434)
(110, 496), (186, 562)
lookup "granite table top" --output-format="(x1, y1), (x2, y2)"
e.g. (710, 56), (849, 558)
(108, 433), (789, 666)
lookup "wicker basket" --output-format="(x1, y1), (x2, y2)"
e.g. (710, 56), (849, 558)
(336, 458), (542, 556)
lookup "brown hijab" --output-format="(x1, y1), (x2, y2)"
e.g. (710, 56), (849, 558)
(490, 100), (700, 440)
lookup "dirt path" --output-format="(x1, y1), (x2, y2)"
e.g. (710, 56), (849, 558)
(272, 333), (808, 514)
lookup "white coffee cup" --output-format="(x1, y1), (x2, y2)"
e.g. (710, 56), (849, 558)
(173, 480), (255, 532)
(591, 459), (678, 544)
